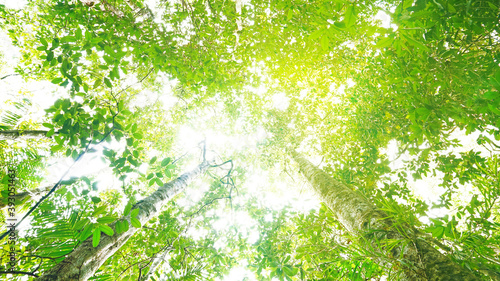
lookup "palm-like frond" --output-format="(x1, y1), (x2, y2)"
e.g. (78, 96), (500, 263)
(0, 98), (32, 128)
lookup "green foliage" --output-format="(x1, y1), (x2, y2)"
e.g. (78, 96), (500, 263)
(1, 0), (499, 280)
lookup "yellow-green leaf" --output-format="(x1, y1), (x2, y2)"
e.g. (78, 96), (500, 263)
(92, 229), (101, 247)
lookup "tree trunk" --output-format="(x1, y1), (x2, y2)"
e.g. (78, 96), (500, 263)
(0, 130), (53, 141)
(37, 161), (210, 281)
(291, 151), (480, 281)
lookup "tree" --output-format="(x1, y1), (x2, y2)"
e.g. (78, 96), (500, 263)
(1, 0), (499, 280)
(37, 160), (209, 280)
(292, 150), (479, 280)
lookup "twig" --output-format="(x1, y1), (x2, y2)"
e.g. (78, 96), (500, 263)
(0, 271), (39, 277)
(0, 73), (20, 80)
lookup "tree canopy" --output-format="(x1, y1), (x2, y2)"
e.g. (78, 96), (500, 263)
(0, 0), (499, 280)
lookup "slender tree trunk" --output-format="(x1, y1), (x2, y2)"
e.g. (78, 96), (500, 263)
(291, 151), (480, 281)
(0, 130), (53, 141)
(37, 161), (210, 281)
(0, 185), (52, 210)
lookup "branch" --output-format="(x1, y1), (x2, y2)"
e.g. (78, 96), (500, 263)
(0, 73), (20, 80)
(0, 271), (39, 277)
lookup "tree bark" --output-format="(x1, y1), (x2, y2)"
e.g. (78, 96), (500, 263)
(37, 161), (210, 281)
(291, 151), (480, 281)
(0, 130), (53, 141)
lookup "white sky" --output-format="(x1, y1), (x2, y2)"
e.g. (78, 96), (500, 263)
(0, 0), (28, 9)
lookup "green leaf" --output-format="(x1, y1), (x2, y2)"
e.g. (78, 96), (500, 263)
(91, 196), (101, 204)
(165, 169), (172, 178)
(75, 28), (82, 40)
(51, 77), (63, 84)
(403, 34), (430, 52)
(42, 122), (54, 128)
(483, 91), (499, 100)
(116, 220), (129, 234)
(131, 209), (139, 217)
(120, 220), (130, 233)
(488, 103), (500, 115)
(93, 205), (107, 216)
(46, 51), (54, 61)
(99, 225), (114, 236)
(149, 156), (157, 164)
(130, 217), (141, 228)
(50, 145), (62, 153)
(129, 158), (140, 167)
(103, 55), (114, 65)
(104, 78), (112, 88)
(79, 224), (93, 241)
(155, 178), (163, 186)
(308, 29), (323, 41)
(161, 157), (171, 167)
(115, 220), (124, 233)
(93, 79), (102, 89)
(344, 5), (356, 27)
(416, 107), (430, 119)
(97, 216), (116, 224)
(375, 36), (394, 48)
(320, 36), (329, 51)
(73, 218), (90, 230)
(123, 201), (132, 216)
(82, 176), (91, 185)
(92, 229), (101, 247)
(431, 226), (445, 239)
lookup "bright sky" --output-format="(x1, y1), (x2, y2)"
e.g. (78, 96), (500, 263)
(0, 0), (28, 9)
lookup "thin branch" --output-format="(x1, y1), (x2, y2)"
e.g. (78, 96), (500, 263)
(0, 73), (20, 80)
(0, 271), (39, 277)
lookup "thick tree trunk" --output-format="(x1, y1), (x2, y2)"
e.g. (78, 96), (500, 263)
(0, 130), (53, 141)
(291, 151), (480, 281)
(37, 161), (209, 281)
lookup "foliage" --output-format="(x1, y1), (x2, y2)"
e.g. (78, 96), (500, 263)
(0, 0), (499, 280)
